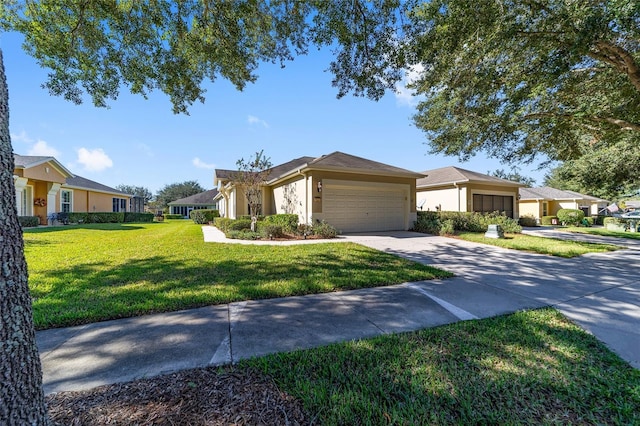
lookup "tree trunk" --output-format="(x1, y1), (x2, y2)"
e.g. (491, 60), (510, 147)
(0, 50), (50, 425)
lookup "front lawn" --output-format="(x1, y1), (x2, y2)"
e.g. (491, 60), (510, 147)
(24, 221), (451, 329)
(247, 308), (639, 425)
(455, 232), (622, 257)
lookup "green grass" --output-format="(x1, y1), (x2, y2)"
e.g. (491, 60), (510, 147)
(455, 232), (622, 257)
(246, 308), (640, 425)
(24, 221), (451, 329)
(566, 226), (640, 240)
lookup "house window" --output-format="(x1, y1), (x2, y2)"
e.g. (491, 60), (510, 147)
(542, 202), (548, 217)
(20, 186), (33, 216)
(61, 190), (73, 213)
(113, 198), (127, 212)
(472, 194), (514, 218)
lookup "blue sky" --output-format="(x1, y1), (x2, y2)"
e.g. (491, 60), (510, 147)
(2, 31), (548, 194)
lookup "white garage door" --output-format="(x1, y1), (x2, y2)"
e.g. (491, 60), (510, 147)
(323, 183), (407, 232)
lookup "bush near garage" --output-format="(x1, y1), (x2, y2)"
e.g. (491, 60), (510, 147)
(556, 209), (584, 226)
(262, 214), (299, 233)
(414, 211), (522, 235)
(518, 214), (538, 227)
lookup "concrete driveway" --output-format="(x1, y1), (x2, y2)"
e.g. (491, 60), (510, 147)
(342, 230), (640, 370)
(37, 228), (640, 394)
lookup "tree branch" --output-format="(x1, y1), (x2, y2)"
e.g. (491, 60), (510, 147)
(524, 111), (640, 132)
(590, 40), (640, 93)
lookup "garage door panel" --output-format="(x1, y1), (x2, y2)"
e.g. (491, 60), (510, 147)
(323, 184), (406, 233)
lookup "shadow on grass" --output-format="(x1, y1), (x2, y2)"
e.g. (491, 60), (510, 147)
(24, 223), (147, 233)
(32, 246), (448, 330)
(249, 308), (640, 424)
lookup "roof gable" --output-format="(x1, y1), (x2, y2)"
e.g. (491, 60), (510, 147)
(417, 166), (524, 188)
(518, 187), (606, 202)
(168, 189), (219, 205)
(215, 152), (423, 187)
(14, 154), (74, 178)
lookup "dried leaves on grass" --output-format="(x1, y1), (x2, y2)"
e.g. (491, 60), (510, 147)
(47, 367), (309, 426)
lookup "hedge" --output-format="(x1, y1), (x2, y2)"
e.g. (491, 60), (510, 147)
(262, 214), (299, 232)
(518, 215), (538, 227)
(414, 211), (522, 235)
(540, 216), (557, 225)
(19, 216), (40, 228)
(163, 214), (184, 219)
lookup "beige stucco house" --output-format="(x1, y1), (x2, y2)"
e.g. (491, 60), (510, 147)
(416, 166), (524, 218)
(518, 187), (608, 220)
(214, 151), (424, 233)
(14, 154), (132, 224)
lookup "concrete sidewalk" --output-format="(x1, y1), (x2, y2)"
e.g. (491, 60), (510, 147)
(38, 229), (640, 395)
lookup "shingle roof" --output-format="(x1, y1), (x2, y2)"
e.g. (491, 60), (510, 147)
(302, 152), (424, 178)
(215, 152), (423, 186)
(519, 187), (606, 202)
(168, 189), (219, 205)
(416, 166), (524, 188)
(14, 154), (74, 177)
(65, 175), (130, 196)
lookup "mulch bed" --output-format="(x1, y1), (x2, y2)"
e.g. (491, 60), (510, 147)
(47, 366), (310, 426)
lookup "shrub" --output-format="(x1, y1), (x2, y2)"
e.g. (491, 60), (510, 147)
(229, 219), (252, 231)
(582, 216), (594, 226)
(258, 224), (285, 239)
(541, 216), (557, 225)
(238, 215), (264, 221)
(214, 217), (233, 232)
(164, 214), (184, 220)
(313, 221), (338, 238)
(226, 230), (260, 240)
(414, 211), (522, 234)
(413, 211), (441, 235)
(518, 215), (538, 227)
(263, 214), (299, 233)
(439, 219), (455, 236)
(190, 209), (220, 224)
(123, 212), (154, 223)
(19, 216), (40, 228)
(603, 217), (625, 226)
(594, 215), (606, 225)
(557, 209), (584, 226)
(67, 212), (124, 223)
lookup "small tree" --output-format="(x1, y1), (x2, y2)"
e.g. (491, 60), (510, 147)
(232, 150), (272, 219)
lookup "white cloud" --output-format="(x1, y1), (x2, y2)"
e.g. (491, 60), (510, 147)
(192, 157), (216, 170)
(76, 148), (113, 172)
(248, 115), (269, 128)
(395, 64), (426, 107)
(11, 130), (33, 143)
(28, 140), (61, 157)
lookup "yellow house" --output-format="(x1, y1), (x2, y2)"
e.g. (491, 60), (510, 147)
(518, 187), (608, 221)
(14, 155), (132, 225)
(214, 151), (424, 233)
(416, 166), (524, 218)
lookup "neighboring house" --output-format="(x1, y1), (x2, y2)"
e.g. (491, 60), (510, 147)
(13, 154), (132, 225)
(214, 151), (424, 233)
(416, 166), (524, 218)
(518, 187), (608, 220)
(168, 189), (219, 218)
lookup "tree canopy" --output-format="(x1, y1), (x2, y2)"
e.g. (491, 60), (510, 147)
(408, 1), (640, 166)
(115, 184), (153, 203)
(488, 168), (536, 187)
(155, 181), (205, 208)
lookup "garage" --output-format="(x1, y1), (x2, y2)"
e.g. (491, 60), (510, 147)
(322, 181), (408, 232)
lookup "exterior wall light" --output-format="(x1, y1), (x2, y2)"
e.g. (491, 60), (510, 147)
(317, 181), (322, 192)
